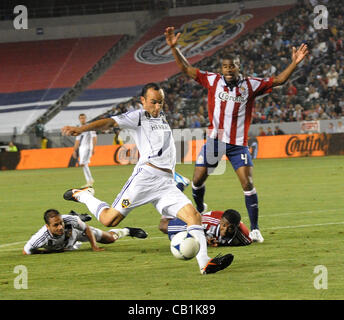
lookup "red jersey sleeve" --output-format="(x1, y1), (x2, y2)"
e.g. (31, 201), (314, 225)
(195, 69), (220, 89)
(247, 77), (274, 97)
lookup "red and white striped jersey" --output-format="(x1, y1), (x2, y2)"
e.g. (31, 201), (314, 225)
(202, 210), (252, 246)
(196, 69), (274, 146)
(202, 210), (224, 231)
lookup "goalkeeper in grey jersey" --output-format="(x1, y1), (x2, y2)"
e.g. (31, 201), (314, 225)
(23, 209), (147, 255)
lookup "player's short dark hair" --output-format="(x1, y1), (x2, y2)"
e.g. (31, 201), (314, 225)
(44, 209), (61, 225)
(220, 54), (240, 68)
(79, 113), (86, 118)
(220, 54), (236, 62)
(141, 82), (162, 98)
(222, 209), (241, 226)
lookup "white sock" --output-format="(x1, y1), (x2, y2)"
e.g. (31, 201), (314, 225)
(82, 165), (93, 183)
(109, 228), (129, 239)
(78, 191), (109, 221)
(187, 225), (210, 270)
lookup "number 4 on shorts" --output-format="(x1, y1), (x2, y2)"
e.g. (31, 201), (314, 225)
(241, 153), (248, 165)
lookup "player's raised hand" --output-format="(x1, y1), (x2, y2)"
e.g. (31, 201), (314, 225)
(165, 26), (181, 48)
(61, 125), (82, 136)
(292, 43), (309, 65)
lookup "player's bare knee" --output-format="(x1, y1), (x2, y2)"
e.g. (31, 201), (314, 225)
(100, 232), (116, 244)
(99, 208), (123, 227)
(177, 204), (201, 226)
(102, 218), (119, 228)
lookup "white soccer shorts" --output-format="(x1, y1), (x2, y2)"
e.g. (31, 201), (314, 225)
(76, 226), (103, 243)
(79, 147), (92, 165)
(112, 165), (192, 217)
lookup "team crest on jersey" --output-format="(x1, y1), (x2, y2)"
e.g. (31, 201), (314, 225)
(239, 86), (247, 95)
(134, 11), (252, 65)
(121, 199), (131, 208)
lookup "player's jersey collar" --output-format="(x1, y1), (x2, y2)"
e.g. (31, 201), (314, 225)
(222, 74), (244, 90)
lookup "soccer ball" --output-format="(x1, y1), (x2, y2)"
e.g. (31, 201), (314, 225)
(170, 231), (200, 260)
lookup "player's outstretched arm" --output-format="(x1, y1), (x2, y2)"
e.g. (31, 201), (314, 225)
(85, 225), (105, 252)
(272, 43), (309, 87)
(61, 118), (117, 136)
(165, 26), (198, 79)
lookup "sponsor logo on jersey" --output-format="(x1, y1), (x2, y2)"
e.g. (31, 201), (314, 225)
(151, 123), (170, 131)
(218, 91), (246, 103)
(135, 11), (253, 65)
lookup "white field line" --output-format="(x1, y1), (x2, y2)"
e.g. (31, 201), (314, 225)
(1, 221), (344, 252)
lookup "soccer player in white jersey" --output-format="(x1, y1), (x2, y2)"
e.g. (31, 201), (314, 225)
(23, 209), (147, 255)
(165, 26), (309, 243)
(72, 114), (97, 187)
(61, 83), (234, 274)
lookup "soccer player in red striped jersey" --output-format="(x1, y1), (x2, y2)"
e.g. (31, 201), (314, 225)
(160, 209), (252, 247)
(165, 26), (308, 242)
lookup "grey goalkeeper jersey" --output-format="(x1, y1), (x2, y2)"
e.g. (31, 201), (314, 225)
(23, 215), (87, 254)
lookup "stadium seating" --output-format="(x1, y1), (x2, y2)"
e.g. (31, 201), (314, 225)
(1, 1), (343, 137)
(0, 35), (123, 134)
(92, 1), (343, 128)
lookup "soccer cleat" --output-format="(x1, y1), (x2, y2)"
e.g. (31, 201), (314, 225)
(249, 229), (264, 243)
(125, 227), (148, 239)
(63, 186), (95, 202)
(68, 210), (92, 222)
(201, 253), (234, 275)
(174, 172), (190, 188)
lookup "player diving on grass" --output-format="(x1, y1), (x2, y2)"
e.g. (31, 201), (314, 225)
(165, 26), (309, 243)
(160, 209), (252, 247)
(23, 209), (147, 255)
(61, 82), (234, 275)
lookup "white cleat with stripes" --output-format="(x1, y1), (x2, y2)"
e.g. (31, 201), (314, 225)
(249, 229), (264, 243)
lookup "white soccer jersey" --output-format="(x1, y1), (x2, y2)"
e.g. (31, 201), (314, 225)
(76, 131), (97, 150)
(112, 109), (176, 171)
(196, 69), (274, 146)
(23, 215), (87, 254)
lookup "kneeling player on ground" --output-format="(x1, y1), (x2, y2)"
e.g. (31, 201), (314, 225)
(159, 209), (252, 247)
(23, 209), (147, 255)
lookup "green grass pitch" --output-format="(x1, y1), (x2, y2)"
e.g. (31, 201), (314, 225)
(0, 155), (343, 300)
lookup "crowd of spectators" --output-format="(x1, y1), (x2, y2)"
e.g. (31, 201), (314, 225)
(97, 0), (343, 131)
